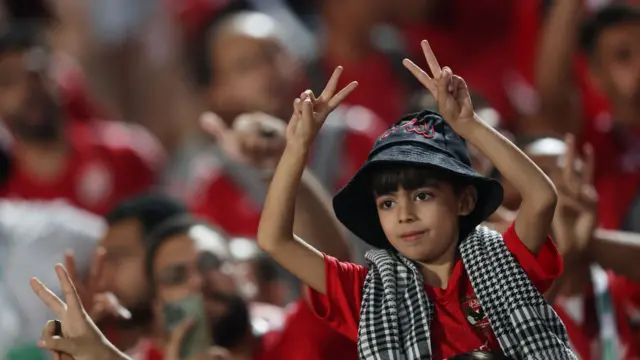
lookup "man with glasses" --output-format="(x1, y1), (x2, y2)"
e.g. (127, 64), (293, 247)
(145, 215), (357, 360)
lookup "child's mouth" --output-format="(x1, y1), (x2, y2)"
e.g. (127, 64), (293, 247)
(400, 230), (426, 242)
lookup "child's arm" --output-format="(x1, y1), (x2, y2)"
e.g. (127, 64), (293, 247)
(403, 40), (557, 254)
(457, 117), (557, 254)
(257, 67), (357, 294)
(294, 170), (351, 261)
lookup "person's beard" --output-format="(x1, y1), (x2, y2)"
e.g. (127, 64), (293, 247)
(208, 292), (251, 349)
(101, 292), (154, 330)
(113, 302), (155, 329)
(11, 95), (62, 142)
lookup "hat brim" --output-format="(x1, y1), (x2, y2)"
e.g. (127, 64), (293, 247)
(333, 143), (504, 249)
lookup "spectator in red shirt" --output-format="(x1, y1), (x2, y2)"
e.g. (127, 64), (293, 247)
(257, 45), (573, 358)
(532, 1), (640, 230)
(526, 135), (640, 360)
(177, 10), (387, 238)
(0, 22), (163, 215)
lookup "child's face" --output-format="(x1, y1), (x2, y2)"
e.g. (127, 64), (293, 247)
(375, 182), (475, 263)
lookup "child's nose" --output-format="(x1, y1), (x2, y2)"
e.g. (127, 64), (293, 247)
(397, 201), (417, 224)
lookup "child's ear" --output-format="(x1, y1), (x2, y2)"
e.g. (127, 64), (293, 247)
(458, 185), (477, 216)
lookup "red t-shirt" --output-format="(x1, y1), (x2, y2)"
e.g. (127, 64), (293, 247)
(401, 0), (541, 126)
(135, 300), (357, 360)
(307, 223), (562, 359)
(612, 276), (640, 347)
(553, 272), (640, 360)
(0, 120), (163, 215)
(573, 55), (640, 230)
(191, 110), (385, 238)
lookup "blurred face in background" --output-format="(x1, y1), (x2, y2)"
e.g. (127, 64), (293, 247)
(153, 233), (204, 303)
(592, 21), (640, 118)
(207, 12), (298, 122)
(0, 48), (62, 141)
(101, 219), (153, 326)
(152, 228), (250, 349)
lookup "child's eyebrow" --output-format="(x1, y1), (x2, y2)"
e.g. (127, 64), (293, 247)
(374, 191), (396, 197)
(412, 179), (441, 189)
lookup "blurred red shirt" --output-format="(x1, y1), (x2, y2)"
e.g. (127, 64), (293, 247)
(553, 272), (640, 360)
(0, 55), (164, 214)
(402, 0), (541, 127)
(0, 120), (163, 215)
(574, 55), (640, 230)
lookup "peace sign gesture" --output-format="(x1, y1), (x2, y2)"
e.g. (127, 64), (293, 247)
(286, 66), (358, 147)
(403, 40), (475, 130)
(30, 264), (123, 360)
(552, 134), (599, 255)
(65, 248), (131, 323)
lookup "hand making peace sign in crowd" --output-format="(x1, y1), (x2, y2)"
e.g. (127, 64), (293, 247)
(30, 264), (126, 360)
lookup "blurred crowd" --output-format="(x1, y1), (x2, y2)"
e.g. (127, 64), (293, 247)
(1, 0), (640, 359)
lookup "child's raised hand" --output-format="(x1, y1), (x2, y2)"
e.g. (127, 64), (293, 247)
(402, 40), (475, 130)
(286, 66), (358, 147)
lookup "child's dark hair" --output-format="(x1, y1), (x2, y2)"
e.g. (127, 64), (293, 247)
(371, 165), (470, 197)
(580, 3), (640, 57)
(449, 350), (515, 360)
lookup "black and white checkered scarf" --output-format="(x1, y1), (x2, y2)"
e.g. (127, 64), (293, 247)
(358, 226), (577, 360)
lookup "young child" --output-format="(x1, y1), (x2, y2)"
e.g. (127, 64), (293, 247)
(257, 40), (577, 359)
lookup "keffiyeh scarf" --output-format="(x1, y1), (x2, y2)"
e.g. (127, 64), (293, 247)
(357, 226), (577, 360)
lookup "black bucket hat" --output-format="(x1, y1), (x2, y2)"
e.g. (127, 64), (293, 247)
(332, 110), (504, 249)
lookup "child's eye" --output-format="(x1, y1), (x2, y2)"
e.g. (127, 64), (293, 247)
(379, 200), (396, 209)
(414, 192), (432, 201)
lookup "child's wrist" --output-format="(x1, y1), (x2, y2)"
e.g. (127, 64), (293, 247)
(286, 140), (312, 155)
(451, 114), (483, 138)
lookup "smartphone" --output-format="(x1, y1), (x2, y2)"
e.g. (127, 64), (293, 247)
(163, 295), (211, 360)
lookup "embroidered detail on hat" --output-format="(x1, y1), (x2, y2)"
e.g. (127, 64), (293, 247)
(379, 118), (436, 140)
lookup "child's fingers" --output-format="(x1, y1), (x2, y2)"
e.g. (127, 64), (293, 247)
(402, 59), (437, 95)
(293, 98), (302, 114)
(301, 98), (314, 123)
(318, 66), (343, 103)
(301, 90), (316, 103)
(421, 40), (442, 78)
(328, 81), (358, 110)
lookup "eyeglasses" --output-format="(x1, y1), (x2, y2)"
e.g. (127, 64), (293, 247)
(156, 252), (229, 286)
(197, 251), (223, 272)
(156, 263), (198, 286)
